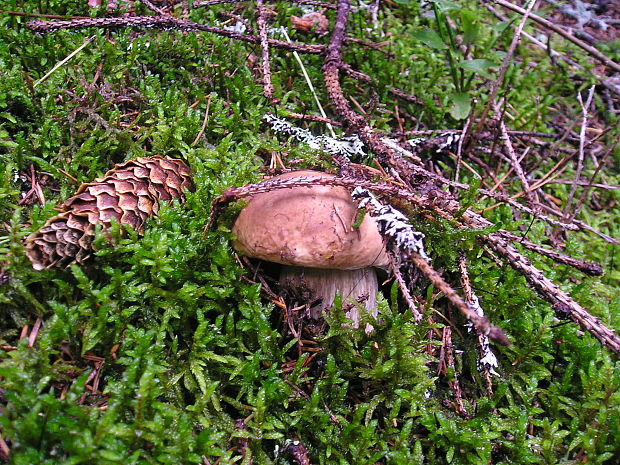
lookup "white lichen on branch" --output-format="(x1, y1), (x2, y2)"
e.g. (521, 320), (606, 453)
(263, 113), (365, 158)
(467, 294), (500, 376)
(406, 133), (462, 153)
(350, 187), (430, 262)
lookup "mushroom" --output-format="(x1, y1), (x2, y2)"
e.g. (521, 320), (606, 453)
(232, 170), (389, 332)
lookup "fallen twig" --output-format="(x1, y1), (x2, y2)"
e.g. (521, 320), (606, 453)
(562, 86), (595, 223)
(27, 16), (326, 55)
(1, 9), (91, 20)
(34, 35), (96, 88)
(493, 100), (535, 205)
(496, 230), (603, 276)
(388, 254), (424, 321)
(484, 235), (620, 356)
(458, 254), (495, 397)
(255, 0), (275, 101)
(439, 326), (469, 417)
(410, 252), (510, 345)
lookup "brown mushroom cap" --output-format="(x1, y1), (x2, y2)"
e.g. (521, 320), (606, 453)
(232, 170), (389, 270)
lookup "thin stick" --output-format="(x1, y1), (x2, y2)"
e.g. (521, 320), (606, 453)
(34, 35), (96, 88)
(453, 116), (471, 187)
(192, 95), (212, 146)
(193, 0), (243, 6)
(410, 252), (510, 345)
(284, 112), (342, 126)
(496, 231), (603, 276)
(439, 326), (468, 417)
(538, 203), (620, 245)
(285, 0), (337, 8)
(388, 254), (423, 321)
(27, 17), (326, 55)
(458, 254), (494, 396)
(484, 235), (620, 356)
(548, 180), (620, 190)
(392, 129), (557, 139)
(388, 87), (423, 105)
(280, 28), (336, 137)
(1, 9), (90, 20)
(141, 0), (168, 14)
(563, 86), (595, 222)
(481, 1), (581, 69)
(493, 100), (535, 204)
(256, 0), (275, 101)
(194, 0), (337, 7)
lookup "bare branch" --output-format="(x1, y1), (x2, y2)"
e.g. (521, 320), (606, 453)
(27, 16), (326, 55)
(255, 0), (275, 101)
(562, 86), (596, 223)
(458, 254), (495, 396)
(484, 235), (620, 356)
(410, 252), (510, 345)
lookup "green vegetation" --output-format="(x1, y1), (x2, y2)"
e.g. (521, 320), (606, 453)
(1, 0), (619, 464)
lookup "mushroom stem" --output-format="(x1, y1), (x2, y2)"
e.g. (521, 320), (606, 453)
(279, 266), (379, 332)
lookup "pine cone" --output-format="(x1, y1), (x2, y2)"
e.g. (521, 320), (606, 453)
(25, 156), (194, 270)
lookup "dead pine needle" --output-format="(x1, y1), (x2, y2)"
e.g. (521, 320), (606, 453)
(34, 35), (96, 88)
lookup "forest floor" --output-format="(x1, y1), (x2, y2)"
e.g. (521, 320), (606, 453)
(1, 0), (619, 464)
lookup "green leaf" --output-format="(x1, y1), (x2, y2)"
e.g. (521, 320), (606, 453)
(0, 112), (17, 124)
(458, 58), (496, 74)
(413, 28), (448, 50)
(460, 9), (479, 45)
(449, 92), (471, 120)
(446, 446), (455, 462)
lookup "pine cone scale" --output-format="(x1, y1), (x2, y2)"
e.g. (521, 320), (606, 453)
(117, 193), (139, 211)
(121, 210), (143, 230)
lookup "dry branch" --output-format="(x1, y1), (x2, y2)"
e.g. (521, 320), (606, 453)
(493, 100), (535, 205)
(27, 16), (326, 55)
(562, 86), (595, 224)
(458, 254), (495, 396)
(439, 326), (468, 417)
(484, 235), (620, 355)
(411, 252), (509, 345)
(255, 0), (275, 101)
(495, 231), (603, 276)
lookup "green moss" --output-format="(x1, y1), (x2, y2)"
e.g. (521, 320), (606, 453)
(1, 0), (619, 464)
